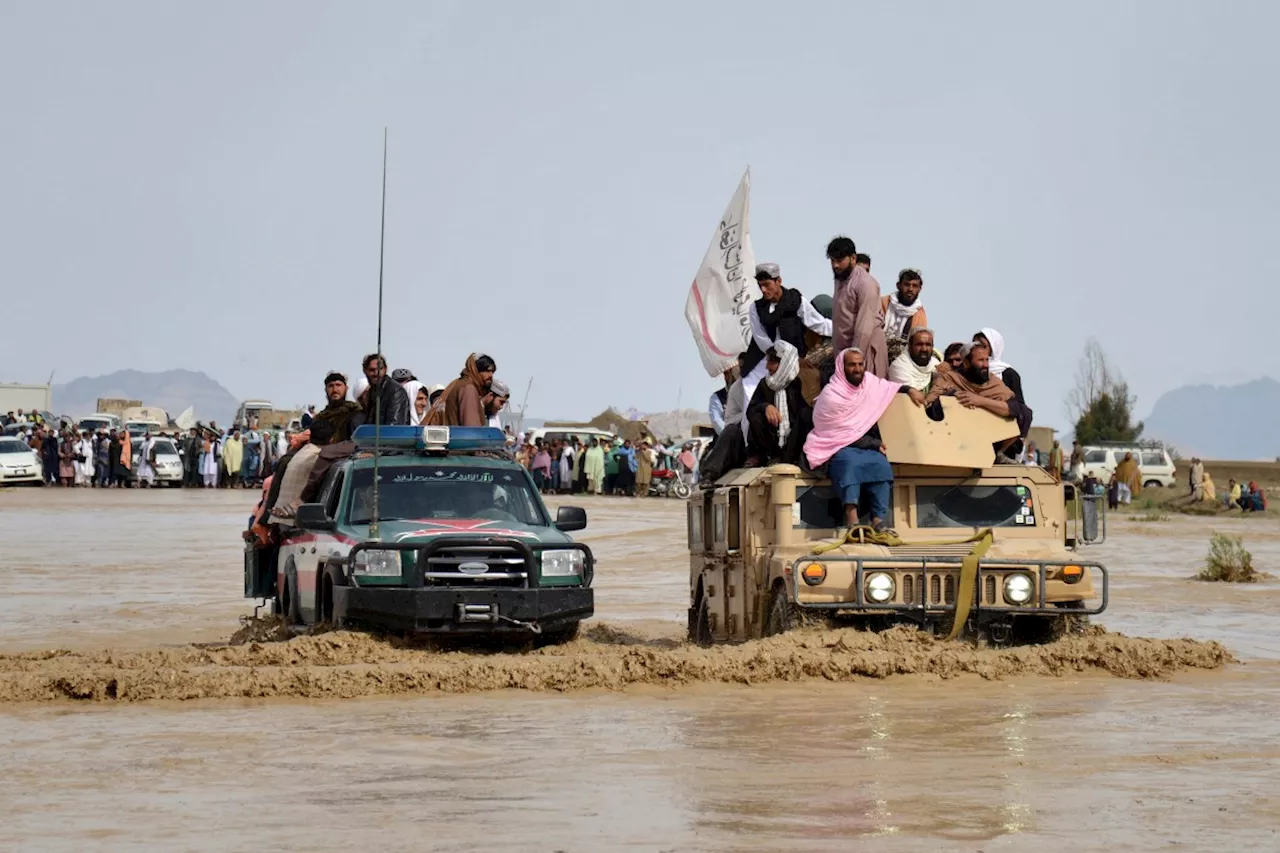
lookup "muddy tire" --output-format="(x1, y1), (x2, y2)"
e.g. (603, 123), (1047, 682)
(690, 596), (714, 646)
(283, 560), (302, 627)
(1014, 602), (1088, 644)
(764, 582), (797, 637)
(536, 622), (581, 646)
(1144, 479), (1162, 489)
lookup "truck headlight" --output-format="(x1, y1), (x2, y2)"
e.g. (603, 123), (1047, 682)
(540, 549), (583, 578)
(354, 549), (401, 577)
(1003, 573), (1034, 605)
(866, 572), (895, 603)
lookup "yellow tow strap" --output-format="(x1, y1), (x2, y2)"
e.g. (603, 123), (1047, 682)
(809, 526), (995, 641)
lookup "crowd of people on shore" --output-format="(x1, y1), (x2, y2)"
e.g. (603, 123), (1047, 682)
(512, 435), (701, 497)
(1, 416), (297, 489)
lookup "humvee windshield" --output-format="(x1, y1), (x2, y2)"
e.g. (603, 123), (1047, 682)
(916, 484), (1034, 528)
(346, 465), (547, 526)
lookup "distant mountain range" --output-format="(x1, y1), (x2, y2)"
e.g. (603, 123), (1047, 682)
(53, 369), (240, 425)
(1144, 377), (1280, 460)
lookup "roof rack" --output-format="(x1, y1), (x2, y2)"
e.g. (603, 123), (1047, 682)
(1091, 439), (1166, 449)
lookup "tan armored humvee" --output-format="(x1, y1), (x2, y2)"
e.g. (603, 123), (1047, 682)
(687, 397), (1108, 645)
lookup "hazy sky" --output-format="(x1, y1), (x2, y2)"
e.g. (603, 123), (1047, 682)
(3, 2), (1276, 426)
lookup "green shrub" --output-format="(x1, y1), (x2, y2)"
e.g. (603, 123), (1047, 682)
(1129, 509), (1170, 523)
(1197, 533), (1258, 583)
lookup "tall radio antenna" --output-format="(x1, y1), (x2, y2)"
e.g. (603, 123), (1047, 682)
(371, 128), (389, 540)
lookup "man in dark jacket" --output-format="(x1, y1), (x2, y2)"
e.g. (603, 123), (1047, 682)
(360, 354), (410, 426)
(746, 343), (811, 467)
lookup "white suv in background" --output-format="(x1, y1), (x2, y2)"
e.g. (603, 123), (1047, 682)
(1080, 445), (1178, 489)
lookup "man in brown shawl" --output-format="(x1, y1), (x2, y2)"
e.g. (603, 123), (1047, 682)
(827, 236), (888, 377)
(1112, 452), (1142, 504)
(309, 372), (364, 444)
(260, 373), (361, 519)
(428, 353), (495, 427)
(924, 342), (1033, 455)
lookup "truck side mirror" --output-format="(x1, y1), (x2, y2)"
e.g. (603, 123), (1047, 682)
(295, 503), (335, 532)
(555, 506), (587, 532)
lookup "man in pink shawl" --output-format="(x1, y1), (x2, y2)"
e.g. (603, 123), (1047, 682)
(828, 236), (888, 378)
(803, 348), (902, 531)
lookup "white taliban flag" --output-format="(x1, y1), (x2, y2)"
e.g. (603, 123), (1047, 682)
(684, 170), (759, 377)
(174, 407), (196, 430)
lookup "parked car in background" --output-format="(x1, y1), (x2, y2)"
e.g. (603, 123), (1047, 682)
(1080, 443), (1177, 489)
(525, 427), (618, 447)
(0, 437), (43, 485)
(130, 437), (184, 487)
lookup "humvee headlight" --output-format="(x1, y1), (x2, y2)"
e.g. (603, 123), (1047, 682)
(354, 549), (401, 577)
(541, 549), (583, 578)
(801, 563), (827, 586)
(865, 572), (895, 603)
(1003, 573), (1034, 605)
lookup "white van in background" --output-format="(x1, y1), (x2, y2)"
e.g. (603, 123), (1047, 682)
(524, 427), (617, 447)
(1080, 444), (1178, 489)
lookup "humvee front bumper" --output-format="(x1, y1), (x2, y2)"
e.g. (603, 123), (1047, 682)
(332, 585), (594, 634)
(788, 556), (1109, 617)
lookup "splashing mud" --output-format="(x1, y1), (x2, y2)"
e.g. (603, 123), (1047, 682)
(0, 621), (1233, 703)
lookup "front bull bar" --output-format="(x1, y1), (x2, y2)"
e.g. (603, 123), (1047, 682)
(788, 555), (1109, 617)
(343, 537), (595, 588)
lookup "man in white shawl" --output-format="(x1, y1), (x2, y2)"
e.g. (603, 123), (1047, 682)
(880, 268), (929, 365)
(887, 327), (939, 404)
(75, 430), (94, 486)
(136, 431), (157, 487)
(745, 340), (808, 465)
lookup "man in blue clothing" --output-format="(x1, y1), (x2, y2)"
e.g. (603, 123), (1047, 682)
(613, 439), (638, 497)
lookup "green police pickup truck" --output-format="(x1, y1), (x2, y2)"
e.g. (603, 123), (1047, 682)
(244, 425), (594, 643)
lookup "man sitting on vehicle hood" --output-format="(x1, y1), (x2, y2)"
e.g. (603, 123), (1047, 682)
(803, 348), (901, 532)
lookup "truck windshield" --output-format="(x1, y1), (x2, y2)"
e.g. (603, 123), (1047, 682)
(346, 465), (547, 527)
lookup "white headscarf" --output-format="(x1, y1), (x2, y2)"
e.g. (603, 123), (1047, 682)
(352, 374), (370, 403)
(402, 380), (426, 425)
(883, 293), (923, 339)
(764, 340), (801, 446)
(979, 327), (1012, 378)
(888, 350), (938, 390)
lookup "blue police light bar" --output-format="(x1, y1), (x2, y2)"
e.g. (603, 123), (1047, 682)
(351, 425), (507, 452)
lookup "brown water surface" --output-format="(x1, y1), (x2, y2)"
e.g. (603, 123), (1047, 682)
(2, 487), (1279, 852)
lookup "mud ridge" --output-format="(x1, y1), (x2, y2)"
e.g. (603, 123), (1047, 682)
(0, 623), (1234, 703)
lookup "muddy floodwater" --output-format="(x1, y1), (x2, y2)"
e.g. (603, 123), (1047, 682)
(2, 489), (1280, 852)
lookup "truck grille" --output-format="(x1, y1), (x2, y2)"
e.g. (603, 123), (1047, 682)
(421, 545), (529, 587)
